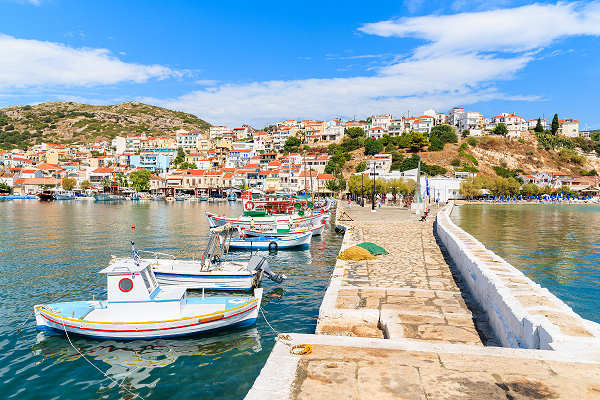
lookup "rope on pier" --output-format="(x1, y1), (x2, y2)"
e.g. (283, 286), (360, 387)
(60, 322), (146, 400)
(259, 308), (312, 355)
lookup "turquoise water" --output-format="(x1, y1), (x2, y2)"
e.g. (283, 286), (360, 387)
(451, 204), (600, 323)
(0, 200), (341, 399)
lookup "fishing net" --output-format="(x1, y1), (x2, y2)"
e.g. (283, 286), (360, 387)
(338, 245), (377, 261)
(356, 242), (388, 255)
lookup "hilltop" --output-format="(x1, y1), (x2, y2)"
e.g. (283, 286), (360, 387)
(0, 101), (210, 149)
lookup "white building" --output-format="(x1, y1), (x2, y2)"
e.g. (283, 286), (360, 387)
(176, 130), (202, 152)
(457, 111), (483, 136)
(112, 136), (141, 155)
(209, 126), (230, 139)
(488, 113), (527, 137)
(370, 114), (392, 132)
(527, 118), (548, 130)
(559, 119), (580, 137)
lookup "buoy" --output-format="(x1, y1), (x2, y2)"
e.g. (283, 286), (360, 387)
(131, 224), (135, 232)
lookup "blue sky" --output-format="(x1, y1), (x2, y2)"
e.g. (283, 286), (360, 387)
(0, 0), (599, 128)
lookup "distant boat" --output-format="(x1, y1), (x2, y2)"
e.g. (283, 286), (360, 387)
(94, 193), (125, 202)
(54, 190), (75, 200)
(227, 193), (237, 201)
(37, 190), (55, 201)
(198, 195), (209, 202)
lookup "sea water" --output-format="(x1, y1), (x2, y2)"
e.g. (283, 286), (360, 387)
(0, 200), (341, 399)
(452, 203), (600, 323)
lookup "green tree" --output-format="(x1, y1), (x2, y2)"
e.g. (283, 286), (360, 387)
(345, 127), (366, 139)
(364, 138), (383, 155)
(61, 177), (76, 191)
(129, 169), (152, 192)
(173, 147), (185, 166)
(459, 178), (481, 199)
(283, 136), (302, 153)
(80, 180), (92, 190)
(404, 131), (429, 152)
(493, 123), (508, 136)
(0, 182), (12, 194)
(534, 118), (544, 133)
(355, 161), (367, 173)
(521, 183), (541, 196)
(179, 161), (197, 170)
(430, 124), (458, 144)
(551, 113), (559, 135)
(429, 136), (444, 151)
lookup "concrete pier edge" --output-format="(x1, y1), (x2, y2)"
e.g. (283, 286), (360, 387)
(437, 201), (600, 355)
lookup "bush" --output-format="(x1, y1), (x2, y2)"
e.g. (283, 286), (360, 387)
(430, 124), (458, 144)
(355, 161), (367, 173)
(559, 148), (586, 165)
(340, 137), (363, 152)
(428, 136), (444, 151)
(345, 127), (366, 139)
(450, 158), (461, 167)
(364, 138), (383, 155)
(467, 137), (478, 146)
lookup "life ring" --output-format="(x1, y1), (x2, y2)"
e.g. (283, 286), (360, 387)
(245, 201), (255, 210)
(268, 241), (278, 252)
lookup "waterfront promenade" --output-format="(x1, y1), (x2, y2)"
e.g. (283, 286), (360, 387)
(246, 203), (600, 399)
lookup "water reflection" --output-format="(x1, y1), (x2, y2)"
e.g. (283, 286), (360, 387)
(452, 204), (600, 322)
(33, 328), (261, 389)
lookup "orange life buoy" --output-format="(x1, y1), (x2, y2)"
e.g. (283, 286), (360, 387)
(245, 201), (255, 210)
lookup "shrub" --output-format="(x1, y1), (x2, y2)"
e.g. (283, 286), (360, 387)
(428, 136), (444, 151)
(450, 158), (461, 167)
(430, 124), (458, 144)
(467, 137), (478, 146)
(559, 148), (585, 165)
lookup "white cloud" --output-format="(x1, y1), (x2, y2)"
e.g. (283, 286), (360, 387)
(359, 2), (600, 57)
(0, 34), (179, 89)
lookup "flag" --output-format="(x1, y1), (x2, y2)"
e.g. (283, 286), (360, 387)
(426, 177), (430, 196)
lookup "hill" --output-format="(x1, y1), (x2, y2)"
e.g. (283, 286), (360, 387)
(0, 101), (210, 149)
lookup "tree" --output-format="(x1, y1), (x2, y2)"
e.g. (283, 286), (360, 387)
(179, 161), (197, 170)
(325, 179), (339, 193)
(173, 147), (185, 166)
(355, 161), (367, 173)
(345, 127), (366, 139)
(0, 182), (12, 194)
(534, 118), (544, 133)
(493, 123), (508, 136)
(80, 180), (92, 190)
(459, 178), (481, 199)
(283, 136), (302, 154)
(551, 113), (559, 135)
(404, 131), (429, 152)
(430, 124), (458, 144)
(61, 177), (76, 191)
(429, 136), (444, 151)
(129, 169), (152, 192)
(364, 138), (383, 155)
(521, 183), (541, 196)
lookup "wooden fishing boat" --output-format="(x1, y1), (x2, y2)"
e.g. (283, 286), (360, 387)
(34, 256), (263, 339)
(37, 190), (56, 201)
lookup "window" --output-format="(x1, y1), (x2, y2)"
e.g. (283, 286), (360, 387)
(118, 278), (133, 292)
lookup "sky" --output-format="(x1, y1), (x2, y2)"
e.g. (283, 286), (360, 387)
(0, 0), (599, 129)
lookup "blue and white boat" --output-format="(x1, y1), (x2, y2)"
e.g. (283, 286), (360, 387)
(230, 231), (312, 250)
(54, 190), (75, 200)
(34, 250), (263, 340)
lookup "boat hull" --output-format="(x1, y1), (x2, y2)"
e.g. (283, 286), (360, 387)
(34, 289), (262, 340)
(245, 222), (326, 238)
(206, 211), (328, 233)
(229, 232), (312, 250)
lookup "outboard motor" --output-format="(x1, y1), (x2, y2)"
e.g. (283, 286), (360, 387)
(247, 254), (286, 284)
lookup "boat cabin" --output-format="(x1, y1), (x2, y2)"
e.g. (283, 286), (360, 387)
(100, 259), (186, 318)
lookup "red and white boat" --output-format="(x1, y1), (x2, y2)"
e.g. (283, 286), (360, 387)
(205, 211), (328, 233)
(243, 219), (327, 237)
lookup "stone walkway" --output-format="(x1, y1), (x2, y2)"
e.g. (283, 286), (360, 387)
(318, 206), (483, 345)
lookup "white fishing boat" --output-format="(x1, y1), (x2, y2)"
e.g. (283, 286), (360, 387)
(229, 231), (312, 250)
(34, 251), (263, 339)
(244, 219), (326, 238)
(127, 226), (286, 290)
(54, 190), (75, 200)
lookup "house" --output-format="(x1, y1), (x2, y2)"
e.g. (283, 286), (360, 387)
(209, 126), (230, 139)
(558, 119), (580, 138)
(488, 113), (527, 137)
(456, 112), (483, 135)
(176, 130), (204, 152)
(129, 154), (171, 171)
(88, 167), (116, 186)
(13, 177), (62, 195)
(527, 118), (548, 130)
(370, 114), (392, 131)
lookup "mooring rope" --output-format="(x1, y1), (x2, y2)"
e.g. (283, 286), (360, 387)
(60, 322), (146, 400)
(259, 308), (312, 355)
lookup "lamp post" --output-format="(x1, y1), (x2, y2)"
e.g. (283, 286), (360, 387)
(361, 173), (364, 207)
(371, 159), (376, 211)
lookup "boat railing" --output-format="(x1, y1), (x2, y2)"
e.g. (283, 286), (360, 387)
(137, 250), (178, 260)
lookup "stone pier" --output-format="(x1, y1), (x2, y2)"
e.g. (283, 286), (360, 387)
(245, 203), (600, 400)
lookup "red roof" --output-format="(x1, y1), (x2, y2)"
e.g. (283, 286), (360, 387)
(318, 173), (335, 180)
(92, 168), (114, 173)
(14, 177), (61, 185)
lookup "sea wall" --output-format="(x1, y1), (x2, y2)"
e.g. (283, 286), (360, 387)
(436, 202), (600, 355)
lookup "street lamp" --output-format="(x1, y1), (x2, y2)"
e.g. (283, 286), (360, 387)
(371, 159), (376, 211)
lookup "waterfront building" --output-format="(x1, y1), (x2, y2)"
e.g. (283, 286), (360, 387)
(558, 118), (580, 137)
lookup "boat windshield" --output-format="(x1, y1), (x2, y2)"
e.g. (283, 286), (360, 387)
(140, 267), (158, 294)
